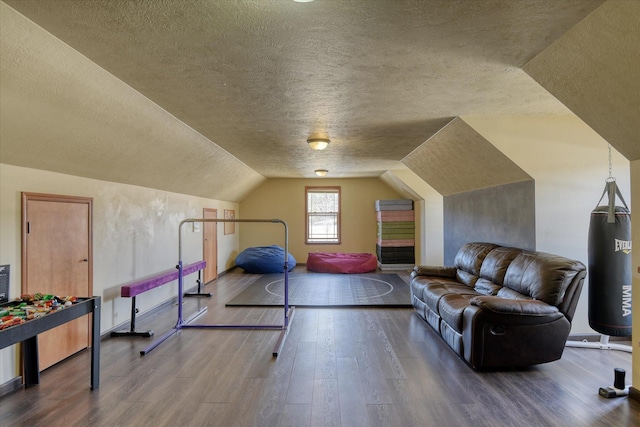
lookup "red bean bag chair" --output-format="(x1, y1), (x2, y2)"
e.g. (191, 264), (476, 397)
(306, 252), (377, 274)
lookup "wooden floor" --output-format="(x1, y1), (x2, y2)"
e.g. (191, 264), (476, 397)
(1, 267), (638, 426)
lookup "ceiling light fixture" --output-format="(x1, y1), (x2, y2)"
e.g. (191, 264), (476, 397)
(307, 137), (330, 150)
(315, 169), (328, 177)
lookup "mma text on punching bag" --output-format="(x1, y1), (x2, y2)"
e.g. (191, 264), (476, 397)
(588, 184), (632, 337)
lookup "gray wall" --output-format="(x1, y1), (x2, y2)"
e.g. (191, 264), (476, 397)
(443, 180), (536, 265)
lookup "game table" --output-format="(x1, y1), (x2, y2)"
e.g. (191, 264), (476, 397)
(0, 296), (101, 390)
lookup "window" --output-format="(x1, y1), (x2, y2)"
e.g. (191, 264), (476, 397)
(306, 186), (341, 244)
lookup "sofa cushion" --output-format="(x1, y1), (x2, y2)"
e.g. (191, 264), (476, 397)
(455, 270), (479, 287)
(473, 278), (502, 296)
(478, 247), (523, 283)
(472, 247), (524, 295)
(503, 252), (584, 306)
(470, 296), (560, 316)
(440, 321), (463, 355)
(454, 242), (499, 286)
(421, 280), (477, 313)
(412, 265), (456, 278)
(439, 293), (476, 334)
(496, 287), (532, 300)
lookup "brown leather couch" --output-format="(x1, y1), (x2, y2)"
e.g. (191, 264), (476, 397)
(410, 242), (586, 369)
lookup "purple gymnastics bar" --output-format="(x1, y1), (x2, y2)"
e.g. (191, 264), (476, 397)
(141, 218), (293, 357)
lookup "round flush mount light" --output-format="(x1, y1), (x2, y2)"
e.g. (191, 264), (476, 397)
(315, 169), (328, 177)
(293, 0), (315, 2)
(307, 137), (330, 150)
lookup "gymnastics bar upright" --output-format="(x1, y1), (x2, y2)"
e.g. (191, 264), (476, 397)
(140, 218), (294, 357)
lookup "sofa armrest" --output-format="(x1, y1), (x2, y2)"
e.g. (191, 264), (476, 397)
(470, 296), (559, 316)
(412, 265), (457, 278)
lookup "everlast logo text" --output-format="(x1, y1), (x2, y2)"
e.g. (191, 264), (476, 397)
(614, 239), (632, 254)
(622, 285), (632, 317)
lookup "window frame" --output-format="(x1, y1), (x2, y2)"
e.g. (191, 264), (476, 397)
(305, 186), (341, 245)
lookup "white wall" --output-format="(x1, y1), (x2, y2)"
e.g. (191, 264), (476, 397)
(0, 163), (239, 385)
(463, 115), (631, 334)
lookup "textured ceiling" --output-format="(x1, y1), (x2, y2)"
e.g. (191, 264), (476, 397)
(1, 0), (618, 200)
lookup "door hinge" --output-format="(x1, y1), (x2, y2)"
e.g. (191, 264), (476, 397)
(27, 222), (31, 234)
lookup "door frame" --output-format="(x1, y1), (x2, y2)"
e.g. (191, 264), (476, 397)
(202, 208), (218, 284)
(21, 192), (93, 296)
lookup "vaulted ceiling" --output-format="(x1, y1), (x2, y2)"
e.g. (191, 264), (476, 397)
(1, 0), (637, 201)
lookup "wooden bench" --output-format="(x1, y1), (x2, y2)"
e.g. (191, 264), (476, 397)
(110, 260), (206, 337)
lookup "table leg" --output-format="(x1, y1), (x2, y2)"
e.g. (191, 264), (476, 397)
(91, 297), (101, 390)
(22, 336), (40, 387)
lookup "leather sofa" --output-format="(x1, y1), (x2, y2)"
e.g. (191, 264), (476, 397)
(410, 242), (586, 369)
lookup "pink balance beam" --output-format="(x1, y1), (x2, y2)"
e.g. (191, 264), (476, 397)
(121, 260), (207, 298)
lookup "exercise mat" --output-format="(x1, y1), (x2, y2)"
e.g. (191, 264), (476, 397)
(226, 273), (411, 308)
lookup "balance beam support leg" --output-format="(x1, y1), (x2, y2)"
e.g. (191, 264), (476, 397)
(110, 296), (154, 338)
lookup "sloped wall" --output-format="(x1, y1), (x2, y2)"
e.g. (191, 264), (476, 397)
(402, 117), (532, 196)
(0, 3), (265, 202)
(524, 0), (640, 162)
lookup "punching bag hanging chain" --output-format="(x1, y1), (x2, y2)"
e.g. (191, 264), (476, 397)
(596, 144), (628, 223)
(607, 144), (614, 182)
(607, 144), (616, 223)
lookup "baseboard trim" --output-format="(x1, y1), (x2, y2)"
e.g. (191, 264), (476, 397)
(0, 376), (22, 398)
(218, 266), (237, 277)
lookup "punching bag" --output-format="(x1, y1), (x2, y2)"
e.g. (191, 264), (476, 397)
(588, 180), (632, 336)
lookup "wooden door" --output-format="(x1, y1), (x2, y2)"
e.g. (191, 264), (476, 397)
(22, 193), (92, 371)
(203, 208), (218, 284)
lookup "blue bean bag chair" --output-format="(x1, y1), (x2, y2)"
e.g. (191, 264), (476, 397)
(235, 245), (296, 274)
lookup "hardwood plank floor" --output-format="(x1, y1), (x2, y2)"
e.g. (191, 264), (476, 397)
(1, 267), (638, 426)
